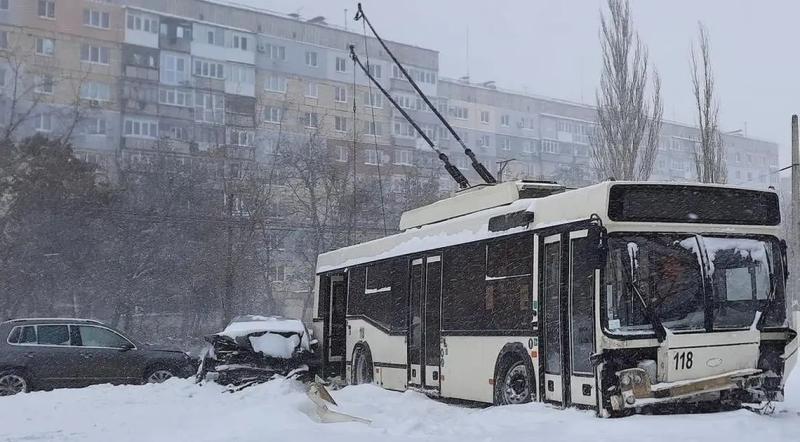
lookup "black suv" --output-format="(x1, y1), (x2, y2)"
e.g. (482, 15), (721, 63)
(0, 318), (195, 396)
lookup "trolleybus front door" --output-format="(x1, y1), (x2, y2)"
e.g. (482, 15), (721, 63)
(542, 231), (597, 408)
(567, 231), (596, 407)
(408, 255), (442, 392)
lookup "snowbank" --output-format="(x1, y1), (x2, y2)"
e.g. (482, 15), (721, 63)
(0, 372), (798, 441)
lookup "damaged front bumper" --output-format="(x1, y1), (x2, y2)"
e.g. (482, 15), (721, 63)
(611, 368), (782, 410)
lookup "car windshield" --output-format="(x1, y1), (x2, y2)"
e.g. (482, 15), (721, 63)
(604, 234), (784, 335)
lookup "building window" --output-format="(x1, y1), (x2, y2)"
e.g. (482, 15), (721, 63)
(228, 129), (254, 146)
(34, 74), (54, 94)
(38, 0), (55, 19)
(232, 35), (248, 51)
(501, 114), (510, 127)
(205, 28), (224, 46)
(542, 139), (559, 154)
(394, 149), (412, 165)
(480, 110), (490, 124)
(302, 112), (319, 128)
(365, 149), (379, 165)
(335, 57), (347, 73)
(335, 145), (349, 162)
(127, 13), (158, 33)
(364, 91), (383, 108)
(334, 116), (348, 132)
(523, 140), (536, 153)
(195, 93), (225, 124)
(305, 51), (318, 67)
(0, 0), (8, 11)
(334, 86), (347, 103)
(393, 118), (416, 138)
(35, 38), (55, 56)
(368, 64), (381, 79)
(34, 113), (52, 132)
(449, 105), (468, 120)
(264, 44), (285, 60)
(229, 65), (254, 84)
(271, 264), (286, 282)
(0, 31), (7, 49)
(124, 118), (158, 138)
(364, 121), (382, 136)
(83, 9), (110, 29)
(80, 44), (110, 65)
(264, 74), (287, 93)
(85, 117), (107, 135)
(501, 136), (511, 150)
(193, 59), (224, 80)
(0, 67), (7, 87)
(168, 126), (189, 140)
(735, 152), (741, 162)
(305, 81), (318, 98)
(478, 134), (490, 148)
(158, 88), (193, 107)
(264, 106), (282, 124)
(80, 81), (111, 101)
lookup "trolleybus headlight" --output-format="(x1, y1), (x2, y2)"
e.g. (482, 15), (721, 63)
(621, 374), (632, 386)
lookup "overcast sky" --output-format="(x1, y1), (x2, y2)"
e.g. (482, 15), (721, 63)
(232, 0), (799, 166)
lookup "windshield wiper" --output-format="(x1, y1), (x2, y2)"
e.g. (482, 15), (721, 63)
(622, 245), (667, 342)
(627, 278), (668, 342)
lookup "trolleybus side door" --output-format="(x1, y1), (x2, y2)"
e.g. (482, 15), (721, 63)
(409, 258), (424, 386)
(407, 254), (443, 392)
(423, 255), (443, 391)
(542, 234), (565, 404)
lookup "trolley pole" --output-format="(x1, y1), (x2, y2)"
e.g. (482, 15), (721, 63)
(792, 115), (799, 312)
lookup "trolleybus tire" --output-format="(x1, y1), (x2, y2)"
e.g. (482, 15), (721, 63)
(493, 345), (535, 405)
(351, 344), (374, 385)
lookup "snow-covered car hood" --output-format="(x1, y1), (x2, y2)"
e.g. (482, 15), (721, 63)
(212, 315), (313, 358)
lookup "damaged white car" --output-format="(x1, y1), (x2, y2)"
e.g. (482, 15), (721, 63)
(196, 315), (321, 389)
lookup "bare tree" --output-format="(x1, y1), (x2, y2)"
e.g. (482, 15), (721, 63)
(691, 22), (726, 183)
(591, 0), (663, 181)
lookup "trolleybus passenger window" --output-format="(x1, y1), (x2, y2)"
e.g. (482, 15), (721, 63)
(442, 242), (484, 331)
(485, 236), (532, 330)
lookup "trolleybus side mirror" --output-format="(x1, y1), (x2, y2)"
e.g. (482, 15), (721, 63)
(780, 239), (789, 280)
(587, 220), (608, 270)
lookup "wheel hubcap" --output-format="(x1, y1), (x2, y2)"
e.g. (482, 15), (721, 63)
(503, 363), (530, 405)
(0, 374), (27, 396)
(147, 370), (173, 384)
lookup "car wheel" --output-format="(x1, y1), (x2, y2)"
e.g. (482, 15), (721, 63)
(351, 346), (373, 385)
(496, 358), (533, 405)
(145, 368), (174, 384)
(0, 370), (29, 396)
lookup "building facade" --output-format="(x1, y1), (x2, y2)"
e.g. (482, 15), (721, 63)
(0, 0), (781, 320)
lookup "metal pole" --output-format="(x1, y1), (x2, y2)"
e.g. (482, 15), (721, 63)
(792, 115), (799, 313)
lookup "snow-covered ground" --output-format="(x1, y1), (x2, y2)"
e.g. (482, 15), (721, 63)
(1, 373), (799, 442)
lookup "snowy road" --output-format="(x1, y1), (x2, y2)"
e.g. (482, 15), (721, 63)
(1, 374), (799, 442)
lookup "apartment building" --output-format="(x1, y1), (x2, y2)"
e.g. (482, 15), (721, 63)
(0, 0), (781, 318)
(438, 78), (780, 189)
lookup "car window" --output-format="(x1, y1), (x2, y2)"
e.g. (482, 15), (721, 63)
(78, 326), (131, 348)
(37, 325), (70, 346)
(7, 326), (21, 343)
(19, 326), (37, 344)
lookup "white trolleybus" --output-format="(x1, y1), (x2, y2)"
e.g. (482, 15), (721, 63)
(312, 180), (798, 415)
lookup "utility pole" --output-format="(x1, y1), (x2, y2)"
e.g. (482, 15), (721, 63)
(792, 115), (799, 312)
(496, 158), (516, 183)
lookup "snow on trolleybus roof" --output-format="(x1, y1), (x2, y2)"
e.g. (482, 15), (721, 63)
(315, 180), (780, 274)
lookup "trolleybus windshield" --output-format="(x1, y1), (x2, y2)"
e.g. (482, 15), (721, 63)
(604, 234), (785, 336)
